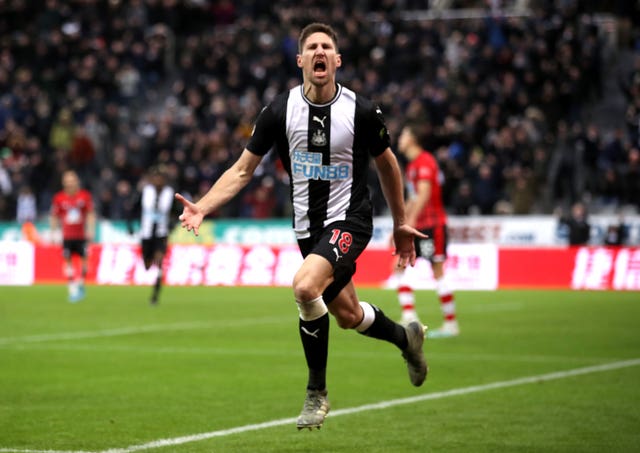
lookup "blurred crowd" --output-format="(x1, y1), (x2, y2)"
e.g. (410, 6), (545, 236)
(1, 0), (640, 223)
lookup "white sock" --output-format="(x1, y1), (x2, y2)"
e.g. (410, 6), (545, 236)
(355, 301), (376, 332)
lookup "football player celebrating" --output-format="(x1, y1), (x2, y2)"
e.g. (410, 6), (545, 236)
(175, 23), (428, 430)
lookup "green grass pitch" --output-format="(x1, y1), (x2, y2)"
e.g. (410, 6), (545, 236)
(1, 285), (639, 452)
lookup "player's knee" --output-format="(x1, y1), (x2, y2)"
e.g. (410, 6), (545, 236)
(296, 296), (327, 321)
(292, 274), (321, 302)
(293, 283), (318, 303)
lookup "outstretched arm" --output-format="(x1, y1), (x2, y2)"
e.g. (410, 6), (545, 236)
(175, 149), (263, 236)
(405, 179), (431, 228)
(374, 147), (427, 268)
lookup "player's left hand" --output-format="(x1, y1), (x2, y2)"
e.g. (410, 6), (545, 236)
(392, 224), (428, 269)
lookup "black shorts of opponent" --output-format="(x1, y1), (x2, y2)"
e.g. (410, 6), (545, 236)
(62, 239), (87, 260)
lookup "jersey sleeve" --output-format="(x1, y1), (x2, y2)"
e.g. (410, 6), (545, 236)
(246, 104), (278, 156)
(51, 194), (60, 216)
(417, 156), (435, 182)
(367, 104), (391, 157)
(83, 190), (94, 212)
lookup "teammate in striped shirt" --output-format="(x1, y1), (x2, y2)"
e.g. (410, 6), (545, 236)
(129, 165), (176, 305)
(175, 23), (427, 430)
(394, 123), (459, 338)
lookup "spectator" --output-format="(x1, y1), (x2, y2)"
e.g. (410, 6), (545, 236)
(576, 123), (602, 196)
(599, 128), (627, 170)
(242, 176), (276, 219)
(559, 201), (591, 246)
(603, 217), (628, 246)
(0, 152), (13, 220)
(471, 163), (499, 215)
(622, 147), (640, 210)
(69, 125), (96, 181)
(48, 108), (75, 152)
(548, 121), (584, 207)
(0, 1), (626, 222)
(450, 180), (476, 215)
(16, 185), (37, 224)
(109, 180), (134, 221)
(506, 166), (537, 215)
(0, 151), (11, 196)
(596, 167), (624, 208)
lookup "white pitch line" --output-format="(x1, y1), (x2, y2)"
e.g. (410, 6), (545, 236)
(427, 351), (615, 364)
(0, 322), (210, 345)
(0, 317), (288, 346)
(1, 358), (639, 453)
(0, 450), (95, 453)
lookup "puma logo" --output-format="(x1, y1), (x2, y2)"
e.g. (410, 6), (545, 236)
(332, 247), (342, 262)
(301, 327), (320, 338)
(312, 115), (326, 128)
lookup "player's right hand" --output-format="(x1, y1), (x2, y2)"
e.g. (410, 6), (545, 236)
(49, 229), (63, 246)
(392, 224), (428, 268)
(175, 193), (204, 236)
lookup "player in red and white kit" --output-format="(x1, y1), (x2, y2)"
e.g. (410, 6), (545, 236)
(394, 123), (459, 338)
(50, 170), (96, 302)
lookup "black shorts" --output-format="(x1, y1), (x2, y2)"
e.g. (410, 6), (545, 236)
(415, 225), (448, 263)
(62, 239), (87, 260)
(142, 237), (168, 263)
(297, 220), (372, 304)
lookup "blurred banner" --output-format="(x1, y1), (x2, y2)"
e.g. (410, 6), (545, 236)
(3, 241), (639, 290)
(0, 241), (34, 285)
(2, 215), (639, 246)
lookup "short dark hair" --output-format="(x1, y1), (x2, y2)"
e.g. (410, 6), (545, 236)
(149, 164), (167, 178)
(298, 23), (338, 53)
(403, 122), (425, 144)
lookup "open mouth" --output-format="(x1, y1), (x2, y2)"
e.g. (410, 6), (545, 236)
(313, 60), (326, 73)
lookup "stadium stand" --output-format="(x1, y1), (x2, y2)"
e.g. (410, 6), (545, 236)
(0, 0), (638, 222)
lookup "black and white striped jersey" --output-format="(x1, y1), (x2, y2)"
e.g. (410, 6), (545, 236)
(139, 184), (175, 239)
(246, 83), (391, 239)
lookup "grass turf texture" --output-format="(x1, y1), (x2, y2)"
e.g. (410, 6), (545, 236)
(0, 285), (639, 452)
